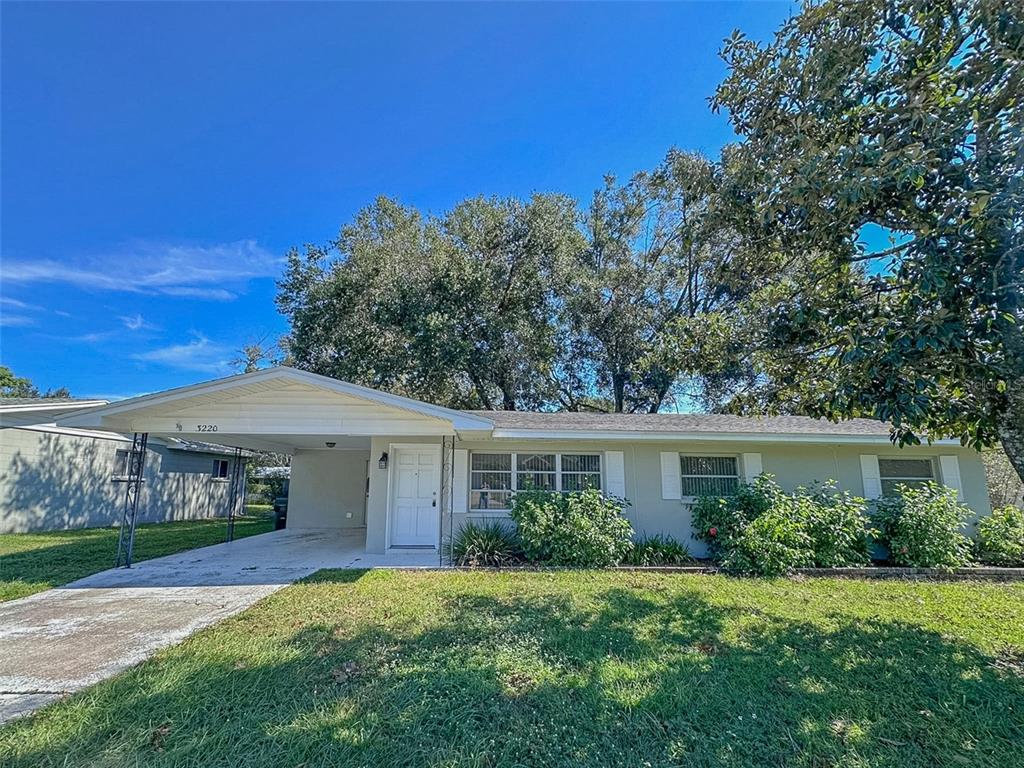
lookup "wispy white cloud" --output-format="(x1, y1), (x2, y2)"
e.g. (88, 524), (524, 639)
(0, 296), (44, 311)
(119, 313), (158, 331)
(0, 314), (36, 327)
(131, 335), (234, 375)
(2, 240), (281, 301)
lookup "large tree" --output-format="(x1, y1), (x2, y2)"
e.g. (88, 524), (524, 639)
(565, 150), (765, 412)
(277, 194), (583, 410)
(712, 0), (1024, 479)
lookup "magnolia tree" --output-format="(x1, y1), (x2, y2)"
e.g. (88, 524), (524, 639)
(712, 0), (1024, 481)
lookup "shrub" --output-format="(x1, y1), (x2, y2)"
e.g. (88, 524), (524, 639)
(693, 475), (872, 575)
(801, 481), (873, 567)
(721, 506), (814, 576)
(872, 482), (974, 568)
(510, 488), (633, 567)
(692, 479), (773, 560)
(976, 505), (1024, 566)
(449, 520), (522, 567)
(623, 534), (694, 566)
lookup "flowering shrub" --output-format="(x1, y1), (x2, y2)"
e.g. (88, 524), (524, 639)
(976, 505), (1024, 566)
(872, 482), (974, 568)
(693, 475), (871, 575)
(510, 488), (633, 567)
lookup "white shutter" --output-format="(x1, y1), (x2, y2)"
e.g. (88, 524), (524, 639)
(660, 452), (681, 500)
(741, 453), (763, 484)
(939, 455), (964, 499)
(604, 451), (626, 498)
(860, 454), (882, 499)
(452, 449), (469, 513)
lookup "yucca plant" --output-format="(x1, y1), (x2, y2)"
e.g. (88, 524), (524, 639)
(449, 520), (523, 567)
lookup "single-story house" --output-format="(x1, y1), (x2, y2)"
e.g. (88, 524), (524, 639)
(1, 397), (246, 533)
(56, 367), (990, 557)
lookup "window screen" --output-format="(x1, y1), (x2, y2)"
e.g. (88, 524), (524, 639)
(878, 458), (934, 496)
(680, 455), (739, 497)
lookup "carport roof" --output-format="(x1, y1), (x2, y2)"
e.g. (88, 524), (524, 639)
(56, 367), (494, 453)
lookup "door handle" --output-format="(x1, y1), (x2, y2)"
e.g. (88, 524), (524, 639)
(432, 499), (437, 507)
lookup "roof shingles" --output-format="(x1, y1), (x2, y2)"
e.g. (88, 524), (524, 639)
(465, 410), (894, 437)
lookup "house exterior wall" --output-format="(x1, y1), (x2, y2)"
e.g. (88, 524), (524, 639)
(355, 435), (989, 557)
(0, 426), (240, 533)
(288, 449), (368, 529)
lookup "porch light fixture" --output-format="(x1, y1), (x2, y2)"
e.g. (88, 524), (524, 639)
(325, 441), (336, 448)
(378, 451), (389, 470)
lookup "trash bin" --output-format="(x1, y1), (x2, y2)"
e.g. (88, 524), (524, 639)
(273, 497), (288, 530)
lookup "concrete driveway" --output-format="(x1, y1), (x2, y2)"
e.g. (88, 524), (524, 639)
(0, 529), (440, 724)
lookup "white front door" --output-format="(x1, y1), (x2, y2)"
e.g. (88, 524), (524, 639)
(390, 446), (439, 547)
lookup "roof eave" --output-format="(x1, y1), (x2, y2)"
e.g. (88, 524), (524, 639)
(485, 428), (962, 446)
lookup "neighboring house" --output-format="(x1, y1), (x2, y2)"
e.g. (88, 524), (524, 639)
(1, 398), (245, 533)
(59, 367), (991, 557)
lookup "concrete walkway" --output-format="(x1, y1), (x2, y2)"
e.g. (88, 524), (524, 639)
(0, 529), (440, 724)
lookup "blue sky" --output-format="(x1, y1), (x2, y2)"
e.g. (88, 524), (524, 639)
(1, 1), (794, 400)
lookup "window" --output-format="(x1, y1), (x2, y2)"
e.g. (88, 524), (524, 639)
(680, 455), (739, 498)
(112, 449), (130, 479)
(471, 453), (512, 511)
(516, 453), (556, 491)
(212, 459), (230, 479)
(878, 458), (934, 497)
(561, 454), (602, 492)
(469, 452), (602, 511)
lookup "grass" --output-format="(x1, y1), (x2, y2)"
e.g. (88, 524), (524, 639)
(0, 506), (274, 602)
(2, 570), (1021, 767)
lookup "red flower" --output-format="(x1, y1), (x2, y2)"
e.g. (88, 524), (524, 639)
(709, 527), (718, 537)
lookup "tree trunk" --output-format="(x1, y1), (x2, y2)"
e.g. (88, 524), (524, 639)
(612, 372), (626, 413)
(997, 385), (1024, 487)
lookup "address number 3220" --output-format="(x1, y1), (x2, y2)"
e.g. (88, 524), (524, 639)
(196, 424), (219, 432)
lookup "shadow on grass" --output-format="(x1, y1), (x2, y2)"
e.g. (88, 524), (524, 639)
(3, 572), (1021, 768)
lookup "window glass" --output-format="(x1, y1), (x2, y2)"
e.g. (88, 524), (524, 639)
(213, 459), (230, 479)
(471, 453), (512, 510)
(516, 453), (556, 491)
(112, 449), (130, 478)
(680, 455), (739, 497)
(879, 458), (934, 496)
(561, 454), (602, 491)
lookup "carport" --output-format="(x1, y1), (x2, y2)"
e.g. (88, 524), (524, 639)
(59, 367), (494, 565)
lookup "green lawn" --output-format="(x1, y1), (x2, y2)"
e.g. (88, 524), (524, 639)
(2, 571), (1021, 767)
(0, 507), (274, 602)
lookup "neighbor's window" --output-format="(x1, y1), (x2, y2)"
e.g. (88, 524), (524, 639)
(112, 449), (130, 479)
(878, 457), (935, 497)
(212, 459), (230, 479)
(680, 455), (739, 498)
(470, 452), (603, 511)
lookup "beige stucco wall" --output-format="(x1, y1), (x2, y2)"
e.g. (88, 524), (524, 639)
(288, 449), (368, 529)
(357, 436), (989, 556)
(0, 426), (241, 533)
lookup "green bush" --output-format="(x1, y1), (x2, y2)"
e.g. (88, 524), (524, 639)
(692, 479), (772, 561)
(693, 475), (871, 575)
(623, 534), (694, 566)
(510, 488), (633, 567)
(721, 506), (813, 576)
(801, 481), (873, 567)
(449, 520), (523, 567)
(976, 505), (1024, 566)
(873, 482), (974, 568)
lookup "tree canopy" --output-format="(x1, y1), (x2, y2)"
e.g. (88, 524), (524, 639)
(710, 0), (1024, 477)
(0, 365), (71, 399)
